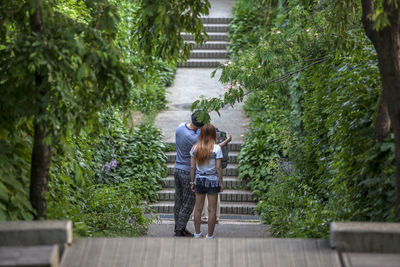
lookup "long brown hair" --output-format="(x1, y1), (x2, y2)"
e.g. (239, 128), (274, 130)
(195, 124), (217, 166)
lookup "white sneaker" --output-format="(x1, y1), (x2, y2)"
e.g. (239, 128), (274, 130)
(194, 232), (203, 238)
(205, 234), (215, 239)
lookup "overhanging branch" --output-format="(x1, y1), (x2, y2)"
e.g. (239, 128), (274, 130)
(241, 57), (328, 97)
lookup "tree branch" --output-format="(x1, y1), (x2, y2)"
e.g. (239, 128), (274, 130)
(239, 57), (327, 97)
(30, 2), (45, 33)
(361, 0), (377, 42)
(96, 4), (102, 30)
(265, 58), (327, 84)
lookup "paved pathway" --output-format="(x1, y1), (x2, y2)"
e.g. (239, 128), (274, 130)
(155, 67), (248, 143)
(62, 2), (400, 266)
(60, 238), (342, 267)
(150, 0), (268, 238)
(155, 0), (247, 143)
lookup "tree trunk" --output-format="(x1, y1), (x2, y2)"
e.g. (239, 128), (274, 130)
(30, 122), (51, 219)
(361, 0), (400, 218)
(29, 3), (51, 219)
(374, 91), (391, 142)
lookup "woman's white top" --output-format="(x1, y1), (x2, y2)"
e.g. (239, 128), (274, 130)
(190, 144), (223, 187)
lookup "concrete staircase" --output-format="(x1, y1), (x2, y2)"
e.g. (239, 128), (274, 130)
(150, 142), (259, 222)
(178, 17), (230, 68)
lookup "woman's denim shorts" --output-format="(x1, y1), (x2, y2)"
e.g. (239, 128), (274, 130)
(194, 183), (220, 194)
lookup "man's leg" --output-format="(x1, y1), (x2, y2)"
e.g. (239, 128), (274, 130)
(174, 169), (183, 231)
(176, 170), (195, 231)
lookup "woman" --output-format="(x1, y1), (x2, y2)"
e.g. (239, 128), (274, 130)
(190, 124), (225, 238)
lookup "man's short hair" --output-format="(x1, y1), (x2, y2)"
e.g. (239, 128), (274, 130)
(191, 110), (204, 128)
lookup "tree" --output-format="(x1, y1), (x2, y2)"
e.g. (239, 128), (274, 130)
(137, 0), (210, 62)
(361, 0), (400, 217)
(0, 0), (209, 219)
(0, 0), (134, 218)
(191, 0), (400, 219)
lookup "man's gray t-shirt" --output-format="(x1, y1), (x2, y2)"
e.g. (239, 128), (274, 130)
(175, 123), (199, 172)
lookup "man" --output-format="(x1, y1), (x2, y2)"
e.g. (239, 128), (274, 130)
(174, 111), (204, 237)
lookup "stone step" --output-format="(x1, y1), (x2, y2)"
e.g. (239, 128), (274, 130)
(161, 175), (246, 189)
(201, 17), (231, 24)
(330, 222), (400, 253)
(221, 202), (256, 215)
(165, 151), (238, 164)
(188, 41), (228, 50)
(0, 220), (72, 258)
(167, 163), (238, 176)
(166, 142), (242, 152)
(182, 32), (228, 41)
(178, 59), (224, 68)
(150, 201), (256, 215)
(0, 245), (59, 267)
(157, 213), (260, 222)
(157, 189), (256, 202)
(204, 24), (229, 32)
(190, 50), (229, 59)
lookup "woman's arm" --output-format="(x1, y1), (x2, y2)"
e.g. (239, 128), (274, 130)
(218, 132), (232, 148)
(190, 156), (196, 192)
(216, 158), (223, 192)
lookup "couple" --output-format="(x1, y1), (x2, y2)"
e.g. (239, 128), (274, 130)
(174, 111), (231, 238)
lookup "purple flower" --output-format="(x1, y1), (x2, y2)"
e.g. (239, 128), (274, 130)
(111, 159), (117, 168)
(102, 162), (111, 173)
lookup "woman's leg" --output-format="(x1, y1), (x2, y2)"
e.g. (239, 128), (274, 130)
(201, 196), (208, 222)
(207, 193), (218, 237)
(194, 193), (206, 234)
(216, 194), (220, 222)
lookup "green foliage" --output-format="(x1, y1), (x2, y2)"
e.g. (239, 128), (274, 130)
(47, 110), (166, 236)
(193, 0), (398, 237)
(0, 126), (34, 221)
(0, 0), (176, 222)
(112, 1), (176, 114)
(137, 0), (210, 63)
(131, 61), (175, 114)
(93, 110), (166, 199)
(0, 0), (134, 140)
(228, 0), (267, 56)
(256, 171), (335, 238)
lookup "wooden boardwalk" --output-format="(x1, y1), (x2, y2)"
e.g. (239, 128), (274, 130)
(60, 238), (342, 267)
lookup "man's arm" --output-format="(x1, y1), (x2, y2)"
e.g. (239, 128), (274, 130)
(218, 132), (232, 148)
(190, 156), (196, 192)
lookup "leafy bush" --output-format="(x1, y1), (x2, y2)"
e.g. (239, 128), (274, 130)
(0, 126), (34, 220)
(220, 0), (398, 238)
(46, 110), (166, 236)
(228, 0), (266, 56)
(130, 59), (175, 115)
(0, 0), (173, 225)
(115, 1), (176, 115)
(94, 110), (166, 199)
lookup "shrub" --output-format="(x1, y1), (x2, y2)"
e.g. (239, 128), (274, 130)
(47, 109), (166, 236)
(221, 0), (398, 237)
